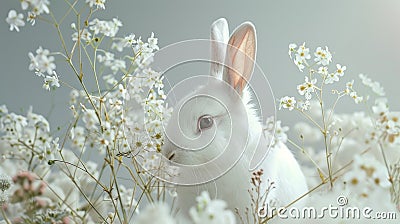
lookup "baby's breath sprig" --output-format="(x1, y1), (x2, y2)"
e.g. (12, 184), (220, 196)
(282, 42), (400, 215)
(282, 43), (358, 188)
(1, 1), (175, 223)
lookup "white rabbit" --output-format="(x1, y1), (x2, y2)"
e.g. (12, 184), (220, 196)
(162, 18), (308, 222)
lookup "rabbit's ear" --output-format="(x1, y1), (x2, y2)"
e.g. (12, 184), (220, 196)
(223, 22), (256, 95)
(210, 18), (229, 78)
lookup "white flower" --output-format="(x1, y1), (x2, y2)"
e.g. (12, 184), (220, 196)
(72, 29), (92, 42)
(295, 42), (311, 61)
(371, 82), (385, 96)
(97, 52), (114, 63)
(82, 108), (99, 130)
(386, 112), (400, 135)
(346, 80), (354, 90)
(109, 99), (122, 111)
(264, 116), (290, 146)
(42, 79), (51, 91)
(288, 43), (297, 58)
(274, 120), (289, 143)
(110, 59), (126, 74)
(294, 57), (305, 72)
(117, 84), (128, 100)
(42, 71), (60, 91)
(359, 73), (372, 86)
(70, 126), (86, 149)
(314, 46), (332, 66)
(147, 32), (159, 51)
(279, 96), (296, 110)
(136, 202), (175, 224)
(317, 66), (328, 75)
(86, 0), (106, 9)
(189, 191), (236, 224)
(28, 46), (56, 75)
(324, 72), (339, 84)
(343, 163), (368, 189)
(355, 155), (391, 189)
(350, 91), (363, 104)
(31, 0), (50, 15)
(89, 18), (122, 37)
(298, 100), (311, 111)
(111, 34), (137, 51)
(344, 85), (352, 95)
(103, 74), (118, 85)
(372, 98), (388, 116)
(359, 74), (385, 96)
(6, 10), (25, 32)
(335, 64), (346, 76)
(0, 105), (8, 116)
(124, 34), (136, 45)
(26, 12), (36, 26)
(297, 76), (316, 100)
(27, 106), (50, 132)
(20, 0), (30, 10)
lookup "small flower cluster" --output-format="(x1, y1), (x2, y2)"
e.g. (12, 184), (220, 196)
(284, 42), (399, 214)
(370, 98), (400, 144)
(5, 10), (25, 32)
(23, 208), (70, 224)
(359, 73), (385, 96)
(0, 105), (59, 163)
(1, 2), (238, 224)
(342, 155), (391, 196)
(28, 46), (56, 75)
(67, 36), (170, 176)
(86, 0), (106, 10)
(5, 0), (51, 31)
(6, 0), (399, 222)
(135, 202), (175, 224)
(1, 171), (73, 223)
(0, 156), (112, 223)
(89, 18), (122, 38)
(189, 191), (236, 224)
(111, 32), (160, 68)
(28, 46), (60, 91)
(281, 43), (364, 112)
(263, 116), (289, 150)
(295, 103), (400, 212)
(288, 43), (332, 72)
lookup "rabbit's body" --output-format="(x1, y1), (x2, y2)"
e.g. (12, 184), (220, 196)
(162, 18), (308, 222)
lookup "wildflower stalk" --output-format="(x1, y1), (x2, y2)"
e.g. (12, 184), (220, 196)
(1, 208), (11, 224)
(283, 43), (356, 189)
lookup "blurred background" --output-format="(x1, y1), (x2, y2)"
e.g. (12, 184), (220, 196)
(1, 0), (400, 132)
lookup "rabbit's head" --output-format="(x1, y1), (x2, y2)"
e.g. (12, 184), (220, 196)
(162, 18), (267, 179)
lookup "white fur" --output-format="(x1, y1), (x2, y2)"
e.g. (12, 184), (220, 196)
(162, 18), (308, 222)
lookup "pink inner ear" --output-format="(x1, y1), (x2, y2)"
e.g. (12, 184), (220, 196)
(225, 28), (256, 95)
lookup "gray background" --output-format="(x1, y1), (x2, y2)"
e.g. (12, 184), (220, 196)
(1, 0), (400, 131)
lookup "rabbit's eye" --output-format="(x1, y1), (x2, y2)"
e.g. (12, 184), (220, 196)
(198, 115), (214, 131)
